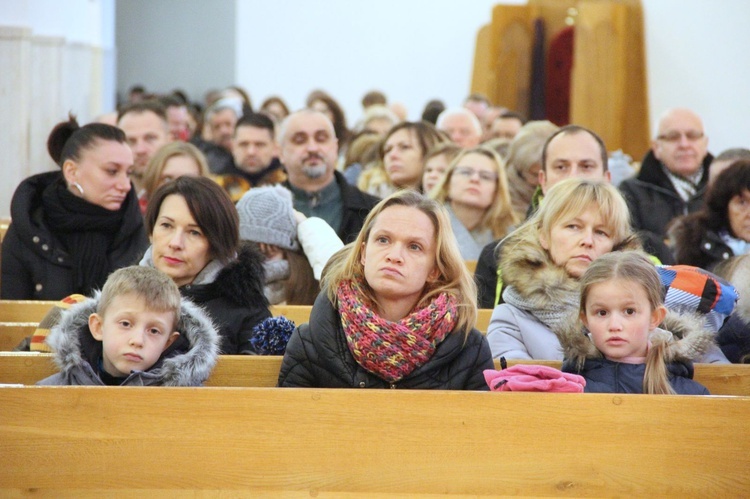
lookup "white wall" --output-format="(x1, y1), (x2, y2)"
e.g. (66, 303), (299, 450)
(116, 0), (236, 104)
(0, 0), (114, 217)
(235, 0), (516, 125)
(643, 0), (750, 154)
(235, 0), (749, 155)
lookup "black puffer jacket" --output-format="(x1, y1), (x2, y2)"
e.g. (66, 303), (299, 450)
(141, 243), (271, 354)
(619, 150), (712, 241)
(278, 292), (493, 389)
(2, 172), (148, 300)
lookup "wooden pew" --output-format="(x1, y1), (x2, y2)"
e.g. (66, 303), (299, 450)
(0, 300), (56, 322)
(0, 300), (495, 352)
(0, 301), (316, 325)
(4, 352), (750, 396)
(1, 386), (748, 496)
(0, 300), (495, 332)
(0, 323), (37, 351)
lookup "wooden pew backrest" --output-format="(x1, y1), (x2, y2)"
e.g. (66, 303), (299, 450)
(1, 387), (749, 496)
(0, 304), (496, 353)
(0, 323), (37, 351)
(4, 353), (750, 396)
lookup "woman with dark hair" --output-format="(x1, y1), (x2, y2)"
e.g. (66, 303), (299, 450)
(306, 90), (350, 148)
(1, 115), (148, 299)
(278, 190), (493, 389)
(142, 176), (271, 354)
(669, 160), (750, 270)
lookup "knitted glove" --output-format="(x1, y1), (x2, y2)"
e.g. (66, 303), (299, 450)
(484, 364), (586, 392)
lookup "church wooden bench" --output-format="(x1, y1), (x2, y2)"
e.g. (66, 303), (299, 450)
(3, 352), (750, 396)
(0, 300), (494, 333)
(0, 386), (748, 496)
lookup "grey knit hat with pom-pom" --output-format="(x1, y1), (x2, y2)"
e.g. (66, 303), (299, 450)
(236, 185), (299, 250)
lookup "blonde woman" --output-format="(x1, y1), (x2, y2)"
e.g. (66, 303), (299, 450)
(141, 141), (209, 214)
(278, 190), (493, 389)
(430, 146), (517, 260)
(487, 178), (638, 360)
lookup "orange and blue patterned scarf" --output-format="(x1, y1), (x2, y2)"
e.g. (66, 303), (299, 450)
(337, 276), (458, 383)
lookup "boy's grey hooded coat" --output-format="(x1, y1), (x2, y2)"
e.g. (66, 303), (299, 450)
(37, 295), (219, 386)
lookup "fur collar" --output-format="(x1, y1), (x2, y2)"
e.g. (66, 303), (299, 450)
(206, 242), (268, 307)
(559, 310), (716, 371)
(47, 293), (220, 386)
(499, 229), (641, 307)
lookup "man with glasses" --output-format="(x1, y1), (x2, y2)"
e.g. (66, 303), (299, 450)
(620, 108), (712, 242)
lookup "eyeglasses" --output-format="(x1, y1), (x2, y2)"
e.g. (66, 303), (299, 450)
(656, 130), (705, 143)
(453, 166), (498, 182)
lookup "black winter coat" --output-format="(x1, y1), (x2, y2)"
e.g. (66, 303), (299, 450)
(717, 314), (750, 363)
(563, 357), (709, 395)
(179, 244), (272, 354)
(141, 242), (272, 354)
(619, 150), (712, 241)
(278, 292), (494, 389)
(1, 172), (148, 300)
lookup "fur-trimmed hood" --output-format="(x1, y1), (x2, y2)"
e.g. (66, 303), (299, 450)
(40, 293), (220, 386)
(499, 229), (642, 307)
(559, 310), (716, 371)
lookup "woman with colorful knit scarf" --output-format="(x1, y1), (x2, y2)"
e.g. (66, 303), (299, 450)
(278, 190), (493, 389)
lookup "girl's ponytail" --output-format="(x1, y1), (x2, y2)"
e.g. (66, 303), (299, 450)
(644, 335), (676, 395)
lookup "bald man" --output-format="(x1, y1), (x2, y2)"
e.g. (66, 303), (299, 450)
(280, 109), (378, 243)
(620, 108), (712, 242)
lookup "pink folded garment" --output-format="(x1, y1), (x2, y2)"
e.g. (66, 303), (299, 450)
(484, 364), (586, 393)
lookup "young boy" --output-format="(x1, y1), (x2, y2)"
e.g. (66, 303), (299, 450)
(38, 266), (220, 386)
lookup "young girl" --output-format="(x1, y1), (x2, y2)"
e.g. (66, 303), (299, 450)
(561, 251), (712, 394)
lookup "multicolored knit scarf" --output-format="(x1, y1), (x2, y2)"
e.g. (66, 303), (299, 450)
(337, 277), (458, 383)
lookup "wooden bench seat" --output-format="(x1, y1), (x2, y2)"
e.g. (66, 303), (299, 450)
(3, 352), (750, 396)
(1, 386), (748, 496)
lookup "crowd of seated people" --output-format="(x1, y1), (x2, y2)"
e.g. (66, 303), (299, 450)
(2, 83), (750, 393)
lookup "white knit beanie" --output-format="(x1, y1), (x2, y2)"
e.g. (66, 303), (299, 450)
(236, 185), (299, 250)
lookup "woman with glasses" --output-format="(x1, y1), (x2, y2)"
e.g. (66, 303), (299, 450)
(429, 146), (517, 260)
(669, 160), (750, 271)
